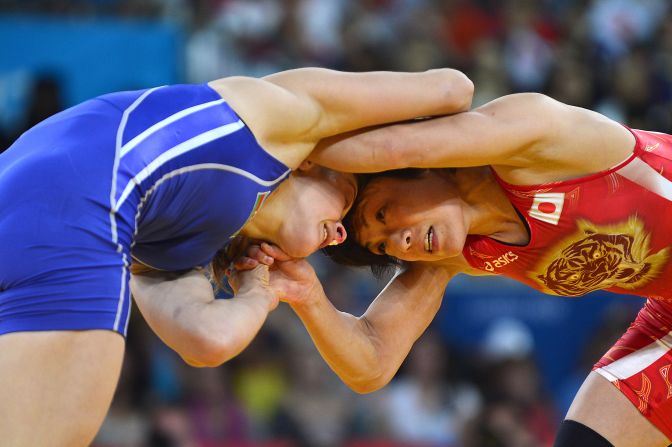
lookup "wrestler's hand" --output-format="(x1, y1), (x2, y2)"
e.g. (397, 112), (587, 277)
(233, 243), (323, 306)
(227, 263), (279, 311)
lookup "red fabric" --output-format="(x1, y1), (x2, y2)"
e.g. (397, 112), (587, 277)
(463, 128), (672, 302)
(593, 300), (672, 439)
(461, 127), (672, 437)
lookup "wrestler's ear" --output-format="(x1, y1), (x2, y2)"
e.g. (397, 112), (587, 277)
(297, 160), (315, 172)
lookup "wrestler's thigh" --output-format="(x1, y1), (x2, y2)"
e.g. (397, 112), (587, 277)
(566, 371), (670, 447)
(0, 330), (125, 447)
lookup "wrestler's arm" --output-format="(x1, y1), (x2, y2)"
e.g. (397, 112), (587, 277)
(310, 93), (634, 179)
(130, 266), (276, 367)
(290, 263), (453, 393)
(261, 67), (474, 136)
(237, 245), (456, 393)
(208, 68), (473, 167)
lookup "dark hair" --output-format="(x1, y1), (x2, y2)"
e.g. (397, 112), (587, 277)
(210, 235), (250, 290)
(323, 168), (429, 279)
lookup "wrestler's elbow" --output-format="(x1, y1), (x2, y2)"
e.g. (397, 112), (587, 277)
(413, 68), (473, 117)
(178, 328), (240, 368)
(179, 344), (229, 368)
(341, 323), (399, 393)
(444, 69), (474, 112)
(346, 371), (394, 394)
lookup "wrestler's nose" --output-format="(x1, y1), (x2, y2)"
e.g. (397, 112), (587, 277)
(391, 229), (412, 253)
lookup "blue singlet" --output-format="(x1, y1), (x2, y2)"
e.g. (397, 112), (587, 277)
(0, 84), (290, 336)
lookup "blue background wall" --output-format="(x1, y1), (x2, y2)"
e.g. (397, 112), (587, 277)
(0, 15), (183, 130)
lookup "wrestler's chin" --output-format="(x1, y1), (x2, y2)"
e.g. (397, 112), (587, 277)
(435, 229), (466, 260)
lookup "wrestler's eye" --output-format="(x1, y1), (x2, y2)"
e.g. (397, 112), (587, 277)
(569, 273), (580, 281)
(592, 251), (602, 259)
(376, 207), (386, 224)
(377, 241), (386, 255)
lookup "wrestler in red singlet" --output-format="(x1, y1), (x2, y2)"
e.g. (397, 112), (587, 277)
(462, 128), (672, 438)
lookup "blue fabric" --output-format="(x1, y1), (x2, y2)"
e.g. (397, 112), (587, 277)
(0, 83), (290, 336)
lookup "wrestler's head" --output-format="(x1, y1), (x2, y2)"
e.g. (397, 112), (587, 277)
(241, 161), (357, 258)
(325, 168), (468, 272)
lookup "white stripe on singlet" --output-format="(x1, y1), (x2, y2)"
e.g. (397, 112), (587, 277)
(113, 252), (130, 332)
(119, 98), (226, 158)
(122, 254), (132, 335)
(618, 156), (672, 202)
(110, 86), (164, 246)
(595, 331), (672, 382)
(110, 86), (164, 331)
(113, 120), (245, 212)
(129, 163), (291, 247)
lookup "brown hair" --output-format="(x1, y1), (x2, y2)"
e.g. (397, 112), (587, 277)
(210, 235), (251, 290)
(323, 168), (429, 279)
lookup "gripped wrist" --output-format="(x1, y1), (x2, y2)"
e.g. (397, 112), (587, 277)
(290, 280), (325, 312)
(237, 285), (277, 310)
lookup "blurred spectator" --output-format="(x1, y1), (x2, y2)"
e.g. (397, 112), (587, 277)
(438, 0), (501, 64)
(481, 317), (535, 360)
(587, 0), (667, 62)
(466, 356), (557, 447)
(603, 47), (656, 128)
(294, 0), (346, 66)
(502, 0), (555, 92)
(232, 330), (290, 440)
(463, 400), (539, 447)
(182, 367), (249, 445)
(545, 52), (596, 109)
(376, 330), (481, 446)
(464, 356), (556, 447)
(469, 38), (510, 106)
(147, 404), (198, 447)
(25, 75), (64, 131)
(278, 347), (357, 447)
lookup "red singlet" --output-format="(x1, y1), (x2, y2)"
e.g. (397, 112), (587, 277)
(463, 128), (672, 438)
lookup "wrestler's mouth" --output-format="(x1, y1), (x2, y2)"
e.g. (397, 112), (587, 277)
(425, 226), (434, 253)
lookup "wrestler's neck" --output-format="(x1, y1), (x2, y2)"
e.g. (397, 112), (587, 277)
(238, 184), (286, 244)
(455, 168), (530, 246)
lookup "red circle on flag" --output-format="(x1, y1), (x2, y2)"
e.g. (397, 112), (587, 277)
(538, 202), (556, 214)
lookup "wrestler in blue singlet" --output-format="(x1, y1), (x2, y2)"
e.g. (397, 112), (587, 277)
(0, 84), (290, 336)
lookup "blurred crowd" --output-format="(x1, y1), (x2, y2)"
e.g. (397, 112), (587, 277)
(1, 0), (669, 445)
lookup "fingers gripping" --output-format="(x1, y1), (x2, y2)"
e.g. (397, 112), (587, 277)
(228, 263), (271, 294)
(259, 242), (292, 261)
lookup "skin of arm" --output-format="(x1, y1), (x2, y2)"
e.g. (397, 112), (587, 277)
(261, 67), (474, 137)
(130, 266), (277, 367)
(238, 243), (455, 393)
(309, 92), (635, 183)
(291, 263), (453, 393)
(208, 68), (474, 169)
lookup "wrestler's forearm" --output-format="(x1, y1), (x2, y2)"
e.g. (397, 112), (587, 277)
(190, 288), (274, 366)
(308, 72), (474, 173)
(131, 270), (273, 367)
(291, 264), (452, 393)
(290, 292), (385, 393)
